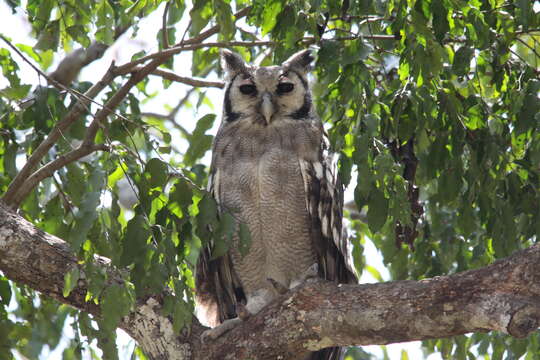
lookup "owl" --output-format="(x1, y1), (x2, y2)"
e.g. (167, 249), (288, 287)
(196, 49), (357, 360)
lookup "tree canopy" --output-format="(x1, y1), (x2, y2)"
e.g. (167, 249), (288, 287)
(0, 0), (539, 359)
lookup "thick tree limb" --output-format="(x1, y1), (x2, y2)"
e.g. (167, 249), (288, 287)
(1, 203), (539, 360)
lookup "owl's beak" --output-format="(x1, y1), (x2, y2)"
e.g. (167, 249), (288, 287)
(261, 92), (274, 124)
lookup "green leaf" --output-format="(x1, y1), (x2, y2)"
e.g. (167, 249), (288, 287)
(431, 0), (449, 42)
(34, 19), (60, 51)
(169, 178), (193, 217)
(100, 284), (134, 332)
(145, 158), (169, 189)
(342, 39), (371, 65)
(119, 215), (151, 266)
(190, 0), (213, 35)
(196, 193), (218, 228)
(63, 267), (80, 298)
(367, 188), (389, 233)
(66, 25), (91, 47)
(172, 299), (192, 332)
(167, 0), (186, 25)
(453, 46), (474, 77)
(15, 43), (40, 62)
(96, 0), (115, 44)
(260, 0), (282, 35)
(184, 114), (216, 166)
(212, 212), (235, 259)
(365, 265), (383, 282)
(0, 277), (11, 306)
(214, 0), (234, 40)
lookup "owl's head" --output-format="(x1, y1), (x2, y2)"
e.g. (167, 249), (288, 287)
(220, 49), (315, 125)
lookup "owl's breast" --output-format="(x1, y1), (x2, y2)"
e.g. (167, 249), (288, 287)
(214, 122), (320, 291)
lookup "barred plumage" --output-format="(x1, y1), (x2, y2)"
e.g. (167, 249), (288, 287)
(195, 49), (357, 359)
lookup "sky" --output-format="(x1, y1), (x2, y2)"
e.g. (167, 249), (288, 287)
(0, 1), (450, 359)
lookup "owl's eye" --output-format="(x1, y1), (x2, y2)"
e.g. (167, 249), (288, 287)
(277, 82), (294, 94)
(239, 84), (257, 95)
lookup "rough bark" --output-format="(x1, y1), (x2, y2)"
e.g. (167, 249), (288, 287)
(0, 202), (539, 360)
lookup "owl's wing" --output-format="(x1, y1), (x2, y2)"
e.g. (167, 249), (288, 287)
(195, 168), (244, 326)
(299, 133), (358, 284)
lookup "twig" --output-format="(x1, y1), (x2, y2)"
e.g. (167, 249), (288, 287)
(141, 88), (195, 138)
(114, 40), (273, 74)
(329, 14), (386, 22)
(1, 62), (117, 207)
(9, 144), (110, 208)
(48, 24), (129, 85)
(150, 69), (224, 88)
(2, 6), (252, 209)
(515, 28), (540, 35)
(515, 36), (540, 64)
(162, 1), (171, 49)
(116, 65), (224, 87)
(509, 47), (531, 66)
(115, 33), (398, 75)
(0, 35), (129, 122)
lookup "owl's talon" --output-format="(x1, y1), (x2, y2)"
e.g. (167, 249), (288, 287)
(289, 263), (320, 289)
(303, 263), (319, 280)
(236, 303), (251, 320)
(267, 278), (289, 295)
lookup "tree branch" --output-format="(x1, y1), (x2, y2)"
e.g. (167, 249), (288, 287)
(161, 2), (171, 50)
(2, 6), (254, 210)
(116, 66), (224, 88)
(8, 143), (110, 208)
(1, 203), (539, 359)
(1, 62), (117, 208)
(48, 25), (130, 86)
(150, 69), (224, 88)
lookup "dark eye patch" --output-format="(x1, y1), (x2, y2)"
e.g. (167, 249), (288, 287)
(277, 82), (294, 94)
(239, 84), (257, 95)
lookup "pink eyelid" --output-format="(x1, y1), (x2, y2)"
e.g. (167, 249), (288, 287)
(239, 78), (254, 85)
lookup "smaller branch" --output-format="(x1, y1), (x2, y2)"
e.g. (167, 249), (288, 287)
(515, 36), (540, 63)
(151, 69), (224, 88)
(1, 35), (108, 111)
(49, 43), (108, 86)
(0, 35), (130, 123)
(177, 6), (252, 47)
(48, 23), (130, 86)
(114, 40), (274, 75)
(116, 65), (224, 88)
(162, 2), (171, 50)
(329, 35), (397, 41)
(1, 62), (117, 208)
(509, 47), (532, 67)
(115, 7), (252, 74)
(515, 28), (540, 35)
(9, 144), (110, 208)
(329, 14), (387, 22)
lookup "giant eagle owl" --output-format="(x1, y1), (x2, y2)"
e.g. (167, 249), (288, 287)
(196, 49), (357, 360)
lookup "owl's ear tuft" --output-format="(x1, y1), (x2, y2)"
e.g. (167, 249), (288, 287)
(283, 49), (315, 74)
(221, 50), (248, 77)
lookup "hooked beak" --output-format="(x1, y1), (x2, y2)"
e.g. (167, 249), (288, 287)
(261, 92), (274, 124)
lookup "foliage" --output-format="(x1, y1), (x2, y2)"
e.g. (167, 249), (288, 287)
(0, 0), (539, 359)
